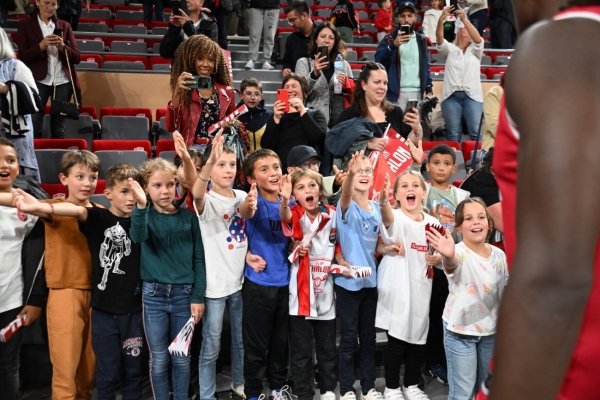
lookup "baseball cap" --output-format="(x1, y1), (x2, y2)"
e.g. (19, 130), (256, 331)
(287, 145), (322, 167)
(396, 1), (417, 13)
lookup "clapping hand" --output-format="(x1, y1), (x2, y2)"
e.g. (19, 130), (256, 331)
(207, 129), (224, 165)
(347, 150), (364, 176)
(333, 165), (347, 187)
(379, 173), (391, 205)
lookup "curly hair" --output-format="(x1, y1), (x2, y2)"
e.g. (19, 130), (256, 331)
(170, 35), (233, 109)
(308, 22), (346, 64)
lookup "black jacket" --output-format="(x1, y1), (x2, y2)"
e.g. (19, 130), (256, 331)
(330, 0), (358, 29)
(282, 21), (319, 71)
(159, 18), (218, 60)
(236, 99), (273, 150)
(489, 0), (516, 27)
(249, 0), (278, 10)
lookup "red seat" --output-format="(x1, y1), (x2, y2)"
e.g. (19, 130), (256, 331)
(452, 180), (463, 187)
(149, 57), (171, 68)
(423, 141), (460, 151)
(112, 18), (149, 28)
(430, 65), (445, 73)
(92, 140), (152, 158)
(151, 21), (169, 29)
(79, 17), (112, 28)
(461, 140), (482, 163)
(41, 180), (106, 199)
(43, 105), (97, 119)
(102, 55), (149, 70)
(155, 108), (167, 121)
(100, 107), (153, 124)
(81, 53), (102, 68)
(156, 139), (174, 157)
(34, 138), (88, 150)
(89, 3), (114, 12)
(115, 5), (143, 12)
(485, 67), (506, 79)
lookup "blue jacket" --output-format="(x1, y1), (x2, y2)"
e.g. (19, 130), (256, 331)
(375, 28), (433, 103)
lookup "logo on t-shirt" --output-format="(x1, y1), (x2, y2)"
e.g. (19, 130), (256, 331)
(224, 208), (246, 251)
(17, 210), (28, 222)
(98, 222), (132, 291)
(411, 243), (428, 252)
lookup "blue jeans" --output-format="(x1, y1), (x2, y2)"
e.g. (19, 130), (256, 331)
(142, 282), (192, 400)
(199, 290), (244, 400)
(443, 321), (495, 400)
(441, 91), (483, 142)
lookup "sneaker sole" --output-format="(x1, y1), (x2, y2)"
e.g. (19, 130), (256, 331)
(426, 369), (448, 385)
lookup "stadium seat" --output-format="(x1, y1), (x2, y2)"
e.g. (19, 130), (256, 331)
(76, 62), (99, 70)
(101, 107), (152, 122)
(353, 36), (374, 44)
(158, 150), (176, 161)
(152, 63), (171, 72)
(90, 194), (111, 208)
(115, 10), (144, 20)
(156, 138), (175, 157)
(111, 40), (148, 54)
(430, 53), (446, 64)
(357, 11), (369, 20)
(152, 26), (168, 35)
(100, 117), (150, 140)
(96, 0), (126, 8)
(361, 23), (378, 33)
(95, 151), (148, 179)
(81, 54), (102, 68)
(79, 17), (112, 28)
(423, 141), (460, 151)
(485, 67), (505, 79)
(77, 23), (110, 33)
(103, 61), (146, 71)
(112, 19), (149, 29)
(76, 39), (105, 52)
(92, 139), (152, 158)
(461, 140), (482, 164)
(86, 8), (112, 18)
(41, 180), (106, 200)
(34, 138), (87, 150)
(493, 55), (511, 65)
(41, 115), (99, 151)
(359, 50), (376, 61)
(346, 50), (358, 61)
(113, 25), (148, 35)
(480, 55), (492, 65)
(149, 57), (171, 69)
(354, 1), (366, 7)
(35, 149), (71, 183)
(80, 106), (98, 119)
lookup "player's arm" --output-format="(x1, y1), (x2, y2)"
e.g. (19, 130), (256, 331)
(488, 20), (600, 400)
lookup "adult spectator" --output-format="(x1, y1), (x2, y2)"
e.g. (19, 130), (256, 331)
(159, 0), (218, 60)
(295, 22), (354, 127)
(167, 35), (236, 148)
(57, 0), (89, 31)
(436, 6), (483, 141)
(489, 0), (517, 49)
(8, 0), (34, 18)
(244, 0), (277, 70)
(329, 0), (358, 43)
(260, 73), (327, 171)
(142, 0), (164, 24)
(481, 84), (503, 152)
(18, 0), (81, 139)
(282, 0), (317, 77)
(205, 0), (230, 49)
(460, 0), (488, 36)
(375, 1), (433, 110)
(328, 62), (422, 170)
(0, 28), (41, 182)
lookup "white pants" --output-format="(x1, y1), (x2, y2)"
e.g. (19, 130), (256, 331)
(248, 8), (278, 62)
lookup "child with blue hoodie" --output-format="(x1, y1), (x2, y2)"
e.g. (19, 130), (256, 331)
(237, 77), (274, 151)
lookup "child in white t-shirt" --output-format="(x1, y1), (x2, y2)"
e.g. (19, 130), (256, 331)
(175, 130), (252, 399)
(279, 168), (340, 400)
(376, 170), (441, 400)
(426, 197), (508, 399)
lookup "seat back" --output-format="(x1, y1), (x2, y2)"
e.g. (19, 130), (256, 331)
(35, 149), (71, 183)
(92, 140), (152, 158)
(115, 10), (145, 20)
(157, 150), (176, 161)
(42, 115), (97, 150)
(76, 61), (99, 70)
(77, 23), (110, 33)
(34, 138), (87, 150)
(90, 194), (112, 209)
(95, 150), (149, 178)
(111, 40), (148, 54)
(101, 116), (150, 140)
(103, 61), (146, 70)
(113, 25), (148, 35)
(76, 39), (105, 52)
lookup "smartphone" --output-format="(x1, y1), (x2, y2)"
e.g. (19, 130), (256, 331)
(185, 75), (200, 89)
(403, 99), (419, 122)
(449, 0), (458, 9)
(197, 76), (211, 90)
(318, 45), (329, 69)
(53, 28), (63, 37)
(171, 0), (182, 16)
(276, 89), (289, 113)
(400, 24), (410, 36)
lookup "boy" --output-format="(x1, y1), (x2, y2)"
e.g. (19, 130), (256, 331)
(335, 151), (383, 400)
(237, 77), (273, 152)
(175, 130), (248, 399)
(409, 142), (469, 386)
(0, 138), (45, 400)
(240, 149), (292, 400)
(15, 163), (146, 400)
(374, 0), (393, 41)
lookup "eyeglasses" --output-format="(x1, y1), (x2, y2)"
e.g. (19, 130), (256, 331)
(301, 161), (321, 169)
(40, 1), (58, 8)
(357, 168), (374, 177)
(287, 16), (299, 25)
(243, 92), (262, 98)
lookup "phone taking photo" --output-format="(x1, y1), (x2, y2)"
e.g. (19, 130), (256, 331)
(318, 45), (329, 69)
(449, 0), (458, 10)
(403, 99), (419, 122)
(276, 89), (289, 113)
(400, 24), (410, 36)
(171, 0), (182, 16)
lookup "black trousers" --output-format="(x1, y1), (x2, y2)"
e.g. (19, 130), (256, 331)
(58, 14), (80, 31)
(91, 309), (145, 400)
(0, 307), (24, 400)
(242, 280), (289, 398)
(32, 81), (74, 139)
(426, 267), (448, 368)
(490, 17), (517, 49)
(385, 333), (427, 389)
(214, 7), (229, 50)
(289, 316), (337, 400)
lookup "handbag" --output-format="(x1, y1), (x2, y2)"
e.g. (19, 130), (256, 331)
(50, 44), (80, 120)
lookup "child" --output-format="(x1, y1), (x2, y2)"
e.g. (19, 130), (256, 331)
(375, 0), (393, 42)
(426, 198), (508, 399)
(279, 169), (339, 400)
(240, 149), (292, 400)
(376, 171), (441, 400)
(335, 151), (383, 400)
(423, 0), (445, 44)
(129, 158), (206, 400)
(174, 130), (248, 399)
(0, 138), (44, 400)
(174, 147), (203, 209)
(15, 163), (146, 400)
(237, 77), (273, 151)
(409, 142), (470, 385)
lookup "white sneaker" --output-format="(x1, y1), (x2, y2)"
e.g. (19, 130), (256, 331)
(320, 391), (336, 400)
(363, 389), (385, 400)
(402, 385), (430, 400)
(231, 382), (245, 397)
(245, 60), (254, 70)
(262, 61), (275, 70)
(341, 392), (356, 400)
(384, 387), (405, 400)
(270, 385), (296, 400)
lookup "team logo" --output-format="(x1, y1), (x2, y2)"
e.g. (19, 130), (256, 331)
(329, 228), (337, 244)
(123, 337), (143, 357)
(17, 210), (28, 222)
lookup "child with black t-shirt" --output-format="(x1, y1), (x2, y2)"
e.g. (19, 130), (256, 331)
(15, 163), (146, 400)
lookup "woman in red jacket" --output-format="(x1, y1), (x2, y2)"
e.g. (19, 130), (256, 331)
(17, 0), (81, 139)
(167, 34), (236, 149)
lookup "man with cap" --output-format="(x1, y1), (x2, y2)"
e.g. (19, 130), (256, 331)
(287, 145), (346, 203)
(375, 1), (433, 110)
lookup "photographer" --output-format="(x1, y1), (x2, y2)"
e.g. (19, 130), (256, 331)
(159, 0), (218, 60)
(436, 5), (483, 141)
(375, 1), (433, 110)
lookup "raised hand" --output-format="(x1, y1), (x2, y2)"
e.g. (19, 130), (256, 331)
(273, 100), (286, 123)
(247, 182), (258, 210)
(333, 165), (347, 187)
(173, 131), (189, 160)
(128, 178), (147, 208)
(407, 139), (424, 165)
(279, 174), (292, 200)
(176, 72), (196, 93)
(347, 150), (365, 176)
(380, 173), (391, 204)
(208, 128), (224, 165)
(441, 6), (454, 19)
(313, 54), (329, 77)
(426, 228), (455, 258)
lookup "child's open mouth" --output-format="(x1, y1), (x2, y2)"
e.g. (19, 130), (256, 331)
(471, 228), (483, 234)
(305, 195), (315, 206)
(406, 194), (416, 206)
(0, 172), (10, 178)
(359, 179), (369, 184)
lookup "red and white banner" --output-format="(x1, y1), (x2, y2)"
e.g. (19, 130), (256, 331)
(207, 104), (248, 134)
(330, 264), (372, 278)
(369, 127), (427, 200)
(0, 315), (26, 342)
(168, 315), (195, 357)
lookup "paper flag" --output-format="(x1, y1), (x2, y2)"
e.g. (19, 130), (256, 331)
(0, 315), (26, 342)
(168, 315), (196, 357)
(330, 264), (372, 278)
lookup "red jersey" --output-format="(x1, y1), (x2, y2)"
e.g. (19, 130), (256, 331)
(481, 6), (600, 399)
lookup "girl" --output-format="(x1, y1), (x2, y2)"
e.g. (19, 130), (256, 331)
(129, 158), (206, 400)
(426, 198), (508, 400)
(376, 170), (441, 400)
